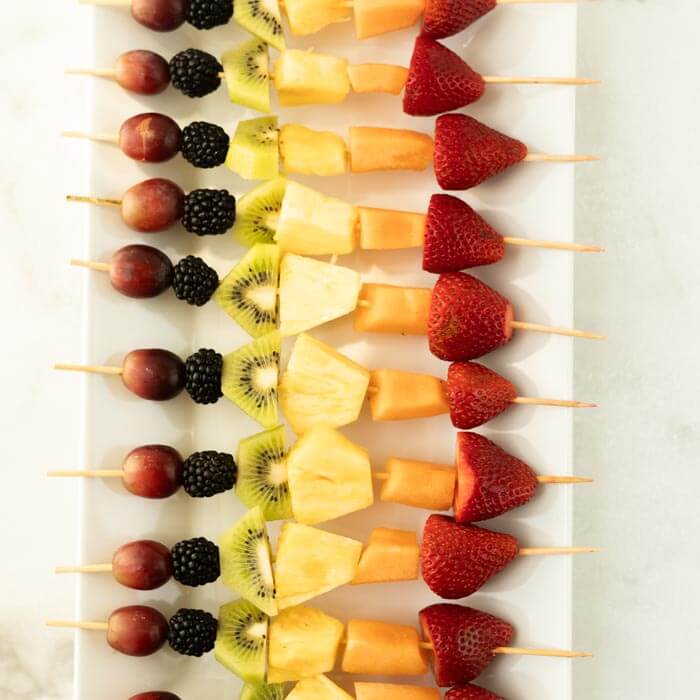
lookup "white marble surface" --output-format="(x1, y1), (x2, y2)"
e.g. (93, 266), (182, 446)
(2, 1), (700, 699)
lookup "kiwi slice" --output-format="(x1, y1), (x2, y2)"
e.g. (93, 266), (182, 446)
(233, 178), (288, 248)
(214, 244), (279, 338)
(240, 682), (284, 700)
(234, 0), (285, 52)
(222, 38), (271, 113)
(215, 598), (269, 684)
(237, 425), (291, 520)
(226, 116), (279, 181)
(219, 507), (278, 616)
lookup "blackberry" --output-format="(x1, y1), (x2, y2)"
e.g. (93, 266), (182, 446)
(186, 0), (234, 29)
(169, 49), (222, 98)
(181, 121), (229, 169)
(182, 189), (236, 236)
(172, 256), (219, 307)
(185, 349), (224, 404)
(168, 608), (217, 657)
(182, 450), (237, 497)
(171, 537), (221, 587)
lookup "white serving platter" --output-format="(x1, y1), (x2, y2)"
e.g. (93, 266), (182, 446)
(69, 4), (579, 699)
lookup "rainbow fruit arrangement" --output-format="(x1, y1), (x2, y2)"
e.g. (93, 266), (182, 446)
(54, 0), (600, 697)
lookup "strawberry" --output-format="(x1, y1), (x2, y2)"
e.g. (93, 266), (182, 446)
(421, 515), (519, 598)
(403, 37), (485, 117)
(422, 0), (497, 40)
(445, 361), (516, 429)
(433, 113), (528, 191)
(454, 432), (538, 522)
(446, 685), (505, 700)
(419, 603), (514, 686)
(428, 272), (513, 361)
(423, 194), (505, 272)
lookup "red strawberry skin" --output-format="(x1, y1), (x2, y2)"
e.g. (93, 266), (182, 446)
(419, 603), (514, 686)
(423, 194), (505, 272)
(428, 272), (513, 361)
(422, 0), (497, 39)
(454, 432), (538, 522)
(446, 685), (504, 700)
(404, 37), (485, 117)
(434, 113), (528, 191)
(446, 362), (516, 429)
(421, 515), (519, 598)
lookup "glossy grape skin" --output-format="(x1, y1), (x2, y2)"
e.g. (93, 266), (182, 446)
(122, 444), (184, 498)
(121, 179), (185, 233)
(119, 114), (183, 163)
(115, 51), (170, 95)
(131, 0), (187, 31)
(122, 349), (186, 401)
(107, 606), (169, 656)
(110, 245), (173, 299)
(129, 694), (181, 700)
(112, 540), (173, 590)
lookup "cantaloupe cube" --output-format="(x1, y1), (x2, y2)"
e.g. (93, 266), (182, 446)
(348, 64), (409, 95)
(277, 181), (358, 255)
(280, 125), (347, 176)
(268, 605), (344, 682)
(354, 283), (431, 335)
(353, 0), (426, 38)
(369, 368), (449, 421)
(287, 424), (374, 525)
(355, 684), (440, 700)
(288, 676), (355, 700)
(352, 528), (420, 584)
(358, 207), (426, 250)
(341, 619), (428, 675)
(349, 127), (433, 173)
(284, 0), (352, 35)
(380, 458), (455, 511)
(275, 51), (351, 106)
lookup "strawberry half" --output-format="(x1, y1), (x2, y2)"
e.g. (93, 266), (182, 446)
(445, 361), (516, 429)
(423, 194), (505, 272)
(428, 272), (513, 361)
(422, 0), (497, 39)
(419, 603), (514, 686)
(454, 432), (538, 522)
(421, 515), (519, 598)
(446, 685), (505, 700)
(403, 37), (485, 116)
(434, 113), (528, 191)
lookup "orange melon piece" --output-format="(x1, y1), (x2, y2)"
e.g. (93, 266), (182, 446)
(380, 458), (455, 511)
(355, 684), (440, 700)
(353, 0), (426, 39)
(369, 368), (449, 421)
(342, 619), (428, 675)
(352, 528), (420, 584)
(349, 127), (433, 173)
(358, 207), (426, 250)
(348, 64), (409, 95)
(354, 283), (431, 335)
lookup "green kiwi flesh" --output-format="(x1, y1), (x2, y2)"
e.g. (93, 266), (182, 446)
(233, 178), (288, 248)
(219, 507), (278, 616)
(240, 683), (285, 700)
(222, 38), (271, 113)
(214, 244), (279, 338)
(234, 0), (285, 51)
(226, 116), (279, 181)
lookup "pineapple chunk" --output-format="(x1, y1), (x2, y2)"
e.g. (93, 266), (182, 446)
(288, 676), (355, 700)
(276, 181), (358, 256)
(274, 522), (363, 608)
(352, 528), (420, 584)
(279, 254), (361, 337)
(279, 333), (370, 435)
(268, 605), (344, 682)
(280, 125), (347, 176)
(275, 51), (350, 106)
(348, 64), (409, 95)
(284, 0), (352, 35)
(286, 424), (373, 525)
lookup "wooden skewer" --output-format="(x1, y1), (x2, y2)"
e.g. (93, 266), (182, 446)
(48, 469), (125, 478)
(78, 0), (131, 5)
(65, 67), (117, 79)
(54, 363), (123, 375)
(483, 76), (599, 86)
(510, 320), (605, 340)
(46, 620), (109, 630)
(56, 564), (113, 574)
(66, 194), (121, 207)
(519, 546), (600, 556)
(63, 130), (119, 144)
(512, 397), (596, 408)
(524, 153), (600, 163)
(503, 237), (604, 253)
(71, 259), (111, 272)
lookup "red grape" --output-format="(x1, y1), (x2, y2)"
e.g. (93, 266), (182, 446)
(110, 245), (173, 298)
(122, 444), (183, 498)
(107, 606), (169, 656)
(131, 0), (187, 31)
(122, 349), (186, 401)
(129, 694), (180, 700)
(112, 540), (173, 590)
(119, 113), (182, 163)
(121, 179), (184, 233)
(115, 51), (170, 95)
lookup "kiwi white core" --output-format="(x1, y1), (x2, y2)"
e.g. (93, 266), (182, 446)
(257, 538), (276, 590)
(246, 285), (277, 313)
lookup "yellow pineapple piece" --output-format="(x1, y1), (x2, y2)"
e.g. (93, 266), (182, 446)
(286, 424), (373, 525)
(276, 181), (358, 256)
(268, 605), (344, 682)
(354, 0), (426, 39)
(279, 333), (370, 434)
(348, 64), (409, 95)
(274, 522), (363, 609)
(380, 458), (455, 511)
(349, 126), (433, 173)
(279, 254), (361, 337)
(280, 125), (347, 176)
(352, 528), (420, 584)
(355, 683), (440, 700)
(275, 51), (351, 106)
(284, 0), (352, 35)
